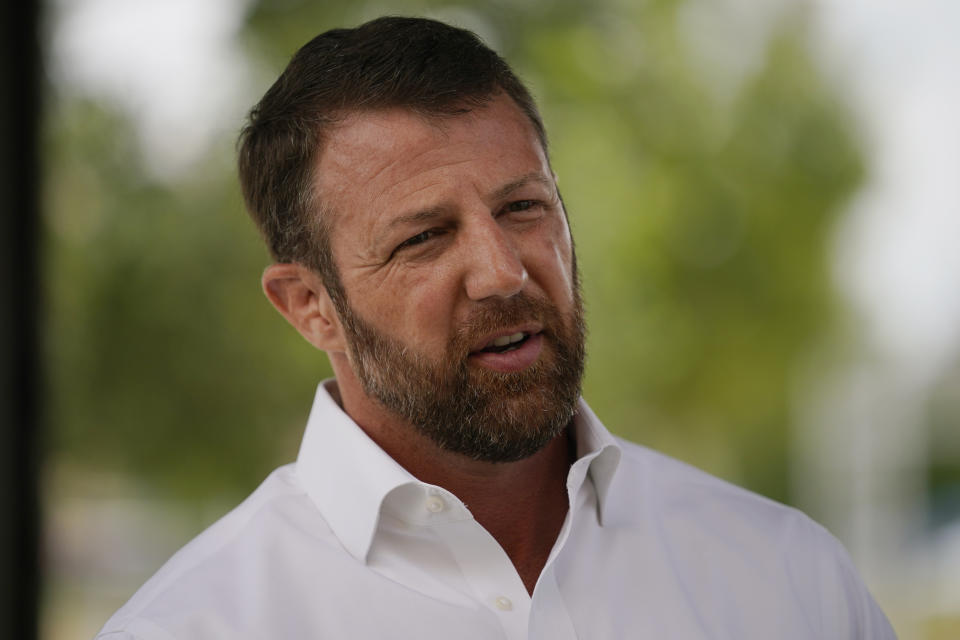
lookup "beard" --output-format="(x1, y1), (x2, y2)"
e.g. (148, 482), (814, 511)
(336, 288), (586, 463)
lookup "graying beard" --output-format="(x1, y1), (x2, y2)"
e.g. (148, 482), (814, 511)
(341, 295), (584, 462)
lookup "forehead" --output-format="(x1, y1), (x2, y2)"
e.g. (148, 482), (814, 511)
(314, 96), (550, 238)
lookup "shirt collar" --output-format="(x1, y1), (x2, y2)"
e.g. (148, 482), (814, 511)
(295, 380), (625, 563)
(296, 380), (419, 563)
(569, 398), (623, 526)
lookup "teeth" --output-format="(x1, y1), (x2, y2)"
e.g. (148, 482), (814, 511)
(491, 332), (526, 347)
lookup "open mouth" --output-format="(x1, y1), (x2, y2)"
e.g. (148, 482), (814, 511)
(479, 332), (532, 354)
(470, 330), (544, 373)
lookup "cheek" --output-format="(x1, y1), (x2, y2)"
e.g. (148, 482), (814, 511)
(532, 223), (576, 305)
(384, 265), (463, 348)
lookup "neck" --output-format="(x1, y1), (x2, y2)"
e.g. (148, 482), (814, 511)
(333, 370), (572, 595)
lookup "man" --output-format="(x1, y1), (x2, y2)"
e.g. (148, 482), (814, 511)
(98, 16), (896, 639)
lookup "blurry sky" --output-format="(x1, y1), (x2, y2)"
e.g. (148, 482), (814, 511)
(47, 0), (257, 179)
(813, 0), (960, 385)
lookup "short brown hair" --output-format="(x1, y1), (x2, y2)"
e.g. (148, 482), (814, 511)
(237, 16), (547, 307)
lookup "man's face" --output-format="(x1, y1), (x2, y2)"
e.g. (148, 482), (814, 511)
(317, 95), (584, 462)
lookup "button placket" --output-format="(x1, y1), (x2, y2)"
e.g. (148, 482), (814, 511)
(430, 518), (531, 640)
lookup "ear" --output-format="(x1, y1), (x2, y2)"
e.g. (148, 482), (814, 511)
(261, 263), (346, 353)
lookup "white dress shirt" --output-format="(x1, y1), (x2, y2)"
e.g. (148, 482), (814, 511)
(97, 380), (896, 639)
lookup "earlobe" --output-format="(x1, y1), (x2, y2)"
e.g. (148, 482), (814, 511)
(261, 263), (346, 352)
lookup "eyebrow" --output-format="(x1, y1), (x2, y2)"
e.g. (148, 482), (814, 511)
(377, 172), (555, 244)
(381, 207), (447, 235)
(490, 172), (554, 201)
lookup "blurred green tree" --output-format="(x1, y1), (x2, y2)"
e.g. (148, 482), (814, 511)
(44, 100), (329, 498)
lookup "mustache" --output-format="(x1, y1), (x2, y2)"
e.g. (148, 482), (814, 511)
(452, 292), (553, 348)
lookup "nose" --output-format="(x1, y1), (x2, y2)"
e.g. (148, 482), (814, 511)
(462, 219), (528, 301)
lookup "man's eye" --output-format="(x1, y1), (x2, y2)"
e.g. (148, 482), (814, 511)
(506, 200), (536, 212)
(395, 229), (438, 253)
(502, 200), (544, 221)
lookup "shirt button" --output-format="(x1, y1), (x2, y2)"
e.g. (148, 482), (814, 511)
(494, 596), (513, 611)
(425, 496), (445, 513)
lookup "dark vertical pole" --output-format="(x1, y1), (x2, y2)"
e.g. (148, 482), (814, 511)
(1, 0), (42, 638)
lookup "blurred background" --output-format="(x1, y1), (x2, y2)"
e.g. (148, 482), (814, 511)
(19, 0), (960, 637)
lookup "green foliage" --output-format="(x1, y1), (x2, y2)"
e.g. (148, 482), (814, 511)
(537, 13), (863, 500)
(927, 358), (960, 529)
(44, 101), (329, 499)
(44, 0), (862, 504)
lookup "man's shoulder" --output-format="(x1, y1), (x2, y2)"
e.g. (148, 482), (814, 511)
(602, 438), (895, 638)
(96, 463), (341, 639)
(579, 400), (814, 538)
(606, 436), (851, 575)
(612, 435), (807, 526)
